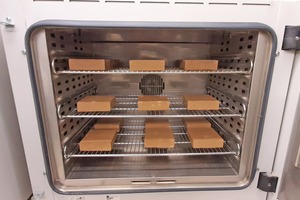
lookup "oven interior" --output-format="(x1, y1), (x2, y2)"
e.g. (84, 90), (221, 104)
(28, 26), (273, 191)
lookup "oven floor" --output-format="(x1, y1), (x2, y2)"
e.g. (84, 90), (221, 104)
(67, 155), (237, 179)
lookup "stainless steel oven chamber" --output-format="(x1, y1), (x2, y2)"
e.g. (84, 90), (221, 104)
(26, 22), (275, 194)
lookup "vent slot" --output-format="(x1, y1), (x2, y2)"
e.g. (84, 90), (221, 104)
(175, 1), (204, 4)
(105, 0), (135, 3)
(140, 1), (169, 4)
(242, 2), (270, 6)
(209, 2), (237, 5)
(69, 0), (99, 2)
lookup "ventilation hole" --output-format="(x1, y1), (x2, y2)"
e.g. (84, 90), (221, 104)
(247, 45), (252, 49)
(230, 124), (233, 128)
(73, 85), (76, 89)
(225, 48), (229, 51)
(240, 37), (244, 42)
(242, 90), (246, 93)
(58, 90), (62, 94)
(78, 77), (81, 80)
(57, 82), (61, 86)
(74, 39), (77, 43)
(245, 59), (250, 63)
(229, 78), (232, 81)
(223, 77), (226, 80)
(80, 47), (83, 51)
(70, 119), (73, 123)
(245, 68), (249, 71)
(226, 103), (229, 106)
(235, 80), (239, 83)
(91, 78), (94, 81)
(78, 83), (81, 87)
(71, 126), (74, 130)
(61, 111), (65, 115)
(213, 80), (216, 83)
(68, 107), (72, 111)
(237, 59), (241, 63)
(232, 106), (236, 110)
(220, 49), (224, 52)
(63, 67), (68, 70)
(60, 36), (64, 40)
(74, 46), (78, 50)
(221, 42), (224, 45)
(80, 41), (83, 44)
(243, 81), (247, 85)
(72, 78), (75, 82)
(61, 44), (65, 48)
(239, 110), (243, 114)
(224, 119), (227, 123)
(231, 117), (234, 121)
(239, 46), (243, 50)
(226, 41), (230, 44)
(63, 124), (67, 128)
(237, 122), (241, 126)
(228, 85), (231, 89)
(66, 87), (70, 91)
(210, 79), (212, 81)
(248, 35), (253, 40)
(237, 67), (240, 70)
(52, 43), (57, 48)
(217, 82), (220, 85)
(77, 120), (80, 125)
(83, 81), (86, 85)
(222, 84), (225, 86)
(65, 80), (69, 84)
(236, 129), (240, 134)
(87, 80), (90, 83)
(50, 33), (55, 38)
(234, 87), (238, 91)
(63, 131), (68, 136)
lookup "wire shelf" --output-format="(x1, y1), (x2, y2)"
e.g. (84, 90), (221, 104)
(66, 119), (238, 158)
(58, 95), (244, 119)
(51, 57), (253, 75)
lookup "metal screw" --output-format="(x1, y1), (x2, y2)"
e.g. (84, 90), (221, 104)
(5, 17), (12, 22)
(21, 49), (26, 55)
(275, 51), (280, 57)
(296, 36), (300, 41)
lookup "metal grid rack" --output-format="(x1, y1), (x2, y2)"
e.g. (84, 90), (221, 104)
(51, 57), (253, 75)
(65, 119), (238, 158)
(58, 95), (245, 119)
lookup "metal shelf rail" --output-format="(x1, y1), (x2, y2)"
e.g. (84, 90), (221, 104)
(51, 57), (253, 75)
(58, 95), (246, 119)
(65, 119), (238, 158)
